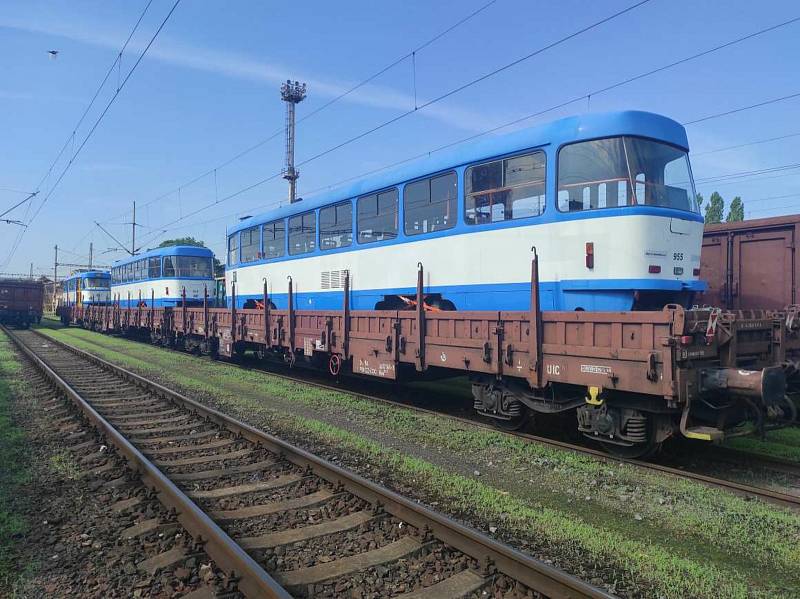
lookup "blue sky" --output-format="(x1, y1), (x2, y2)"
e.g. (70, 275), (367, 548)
(1, 0), (798, 276)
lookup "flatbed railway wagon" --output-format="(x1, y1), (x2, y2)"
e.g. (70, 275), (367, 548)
(67, 259), (798, 458)
(0, 278), (44, 327)
(698, 214), (800, 310)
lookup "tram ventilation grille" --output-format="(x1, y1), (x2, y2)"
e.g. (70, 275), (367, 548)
(321, 269), (349, 290)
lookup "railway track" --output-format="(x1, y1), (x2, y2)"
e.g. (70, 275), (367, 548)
(178, 349), (800, 511)
(170, 342), (800, 511)
(6, 326), (612, 599)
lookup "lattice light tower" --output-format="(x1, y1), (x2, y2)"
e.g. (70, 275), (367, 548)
(281, 80), (307, 203)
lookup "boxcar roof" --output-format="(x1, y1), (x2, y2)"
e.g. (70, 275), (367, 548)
(228, 110), (689, 236)
(112, 245), (214, 267)
(703, 213), (800, 235)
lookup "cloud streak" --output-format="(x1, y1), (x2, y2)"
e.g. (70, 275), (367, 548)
(0, 14), (489, 132)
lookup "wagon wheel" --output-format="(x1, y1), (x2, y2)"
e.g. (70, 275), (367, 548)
(597, 437), (662, 460)
(596, 415), (664, 460)
(492, 408), (530, 432)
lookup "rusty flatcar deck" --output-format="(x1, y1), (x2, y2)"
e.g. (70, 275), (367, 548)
(66, 258), (799, 451)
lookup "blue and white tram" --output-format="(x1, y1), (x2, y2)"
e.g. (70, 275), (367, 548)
(226, 111), (705, 312)
(61, 270), (112, 307)
(110, 246), (215, 307)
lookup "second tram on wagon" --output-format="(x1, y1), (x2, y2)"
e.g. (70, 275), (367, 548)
(110, 246), (215, 306)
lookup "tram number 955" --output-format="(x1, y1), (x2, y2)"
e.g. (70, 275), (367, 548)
(673, 252), (684, 261)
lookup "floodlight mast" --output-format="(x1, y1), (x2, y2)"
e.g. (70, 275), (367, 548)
(280, 80), (307, 203)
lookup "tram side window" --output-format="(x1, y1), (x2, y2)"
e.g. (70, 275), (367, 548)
(404, 172), (457, 235)
(176, 256), (212, 278)
(240, 226), (260, 262)
(228, 234), (239, 266)
(163, 256), (176, 278)
(320, 201), (353, 250)
(465, 151), (546, 224)
(148, 257), (161, 279)
(289, 212), (316, 255)
(262, 220), (285, 259)
(357, 188), (398, 244)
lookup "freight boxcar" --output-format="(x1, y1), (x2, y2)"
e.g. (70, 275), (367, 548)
(698, 215), (800, 310)
(0, 278), (44, 327)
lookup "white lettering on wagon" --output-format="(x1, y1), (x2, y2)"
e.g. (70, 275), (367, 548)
(357, 358), (395, 378)
(546, 363), (561, 376)
(580, 364), (612, 375)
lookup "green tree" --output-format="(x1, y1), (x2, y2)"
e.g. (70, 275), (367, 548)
(704, 191), (725, 224)
(696, 192), (704, 212)
(157, 237), (205, 248)
(157, 237), (224, 277)
(726, 196), (744, 222)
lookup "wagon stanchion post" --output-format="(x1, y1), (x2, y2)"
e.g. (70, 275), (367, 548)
(343, 271), (350, 360)
(182, 287), (187, 336)
(127, 292), (131, 328)
(262, 278), (270, 347)
(204, 286), (209, 341)
(151, 289), (155, 334)
(528, 248), (543, 389)
(137, 290), (142, 327)
(287, 276), (295, 363)
(230, 279), (237, 348)
(415, 263), (425, 372)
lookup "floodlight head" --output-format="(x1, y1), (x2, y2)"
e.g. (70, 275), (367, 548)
(280, 80), (307, 104)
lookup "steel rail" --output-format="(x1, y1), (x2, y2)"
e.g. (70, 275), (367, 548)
(169, 348), (800, 510)
(181, 348), (800, 510)
(24, 326), (613, 599)
(4, 326), (292, 599)
(686, 444), (800, 479)
(47, 320), (800, 509)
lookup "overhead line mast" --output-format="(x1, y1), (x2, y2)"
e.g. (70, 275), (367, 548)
(281, 80), (307, 203)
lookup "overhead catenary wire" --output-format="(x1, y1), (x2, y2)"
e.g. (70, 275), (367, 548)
(30, 0), (155, 198)
(98, 0), (501, 227)
(695, 169), (800, 189)
(691, 131), (800, 156)
(0, 187), (36, 195)
(131, 0), (656, 250)
(682, 90), (800, 126)
(1, 0), (155, 266)
(256, 15), (800, 214)
(741, 192), (800, 205)
(0, 191), (38, 220)
(289, 14), (800, 200)
(3, 0), (182, 268)
(695, 162), (800, 185)
(68, 9), (800, 256)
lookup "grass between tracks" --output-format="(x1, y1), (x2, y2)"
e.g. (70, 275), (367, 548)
(0, 332), (30, 589)
(38, 325), (800, 598)
(725, 427), (800, 461)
